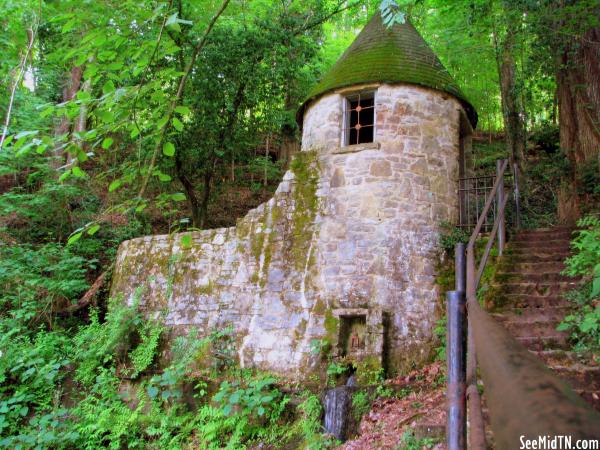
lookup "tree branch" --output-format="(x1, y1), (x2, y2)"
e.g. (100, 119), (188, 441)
(0, 22), (37, 150)
(137, 0), (231, 199)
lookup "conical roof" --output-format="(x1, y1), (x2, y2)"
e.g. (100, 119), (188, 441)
(298, 12), (477, 128)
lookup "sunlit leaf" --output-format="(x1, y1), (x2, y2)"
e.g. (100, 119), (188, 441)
(72, 166), (86, 178)
(108, 179), (122, 192)
(172, 117), (184, 132)
(102, 137), (114, 149)
(87, 224), (100, 235)
(181, 234), (192, 249)
(67, 231), (83, 245)
(163, 142), (175, 157)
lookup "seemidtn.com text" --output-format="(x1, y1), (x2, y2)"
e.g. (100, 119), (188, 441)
(520, 436), (599, 450)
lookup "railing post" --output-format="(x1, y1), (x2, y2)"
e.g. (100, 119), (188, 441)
(513, 162), (521, 229)
(496, 160), (505, 255)
(455, 242), (466, 292)
(466, 246), (487, 450)
(447, 243), (467, 450)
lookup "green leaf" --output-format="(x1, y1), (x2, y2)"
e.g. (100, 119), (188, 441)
(130, 127), (140, 139)
(102, 80), (116, 95)
(172, 117), (184, 132)
(72, 166), (86, 178)
(87, 224), (100, 236)
(171, 193), (186, 202)
(163, 142), (175, 157)
(174, 106), (190, 115)
(156, 115), (169, 129)
(67, 232), (83, 245)
(157, 172), (171, 182)
(96, 110), (114, 123)
(181, 234), (192, 249)
(58, 170), (71, 182)
(40, 106), (55, 118)
(108, 179), (122, 192)
(62, 18), (77, 33)
(580, 316), (598, 333)
(76, 90), (92, 101)
(77, 150), (89, 162)
(101, 137), (114, 149)
(147, 386), (159, 399)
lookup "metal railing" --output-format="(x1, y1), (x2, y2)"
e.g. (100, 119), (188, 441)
(458, 160), (520, 232)
(446, 159), (600, 449)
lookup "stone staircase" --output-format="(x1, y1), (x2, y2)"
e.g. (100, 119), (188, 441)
(489, 227), (600, 411)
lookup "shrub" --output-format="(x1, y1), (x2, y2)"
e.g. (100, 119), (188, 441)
(557, 216), (600, 355)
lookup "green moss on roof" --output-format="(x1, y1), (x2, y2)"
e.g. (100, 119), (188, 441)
(298, 12), (477, 128)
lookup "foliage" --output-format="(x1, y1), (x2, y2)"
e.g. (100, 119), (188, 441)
(433, 317), (446, 361)
(1, 0), (599, 448)
(397, 430), (438, 449)
(558, 216), (600, 354)
(438, 220), (469, 253)
(287, 392), (338, 450)
(351, 390), (371, 420)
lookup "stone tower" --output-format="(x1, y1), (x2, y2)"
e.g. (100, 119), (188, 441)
(110, 12), (476, 378)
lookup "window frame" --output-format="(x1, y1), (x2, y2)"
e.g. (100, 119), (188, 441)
(341, 90), (377, 147)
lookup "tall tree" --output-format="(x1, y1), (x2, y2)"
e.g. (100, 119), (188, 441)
(533, 0), (600, 221)
(493, 0), (527, 176)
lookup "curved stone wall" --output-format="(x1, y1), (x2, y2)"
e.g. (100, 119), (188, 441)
(110, 83), (466, 377)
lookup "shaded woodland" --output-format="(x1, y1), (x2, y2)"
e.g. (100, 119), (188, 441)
(0, 0), (598, 448)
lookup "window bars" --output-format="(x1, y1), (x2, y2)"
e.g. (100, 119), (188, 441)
(343, 91), (375, 146)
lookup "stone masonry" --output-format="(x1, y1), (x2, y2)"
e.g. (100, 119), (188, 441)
(110, 83), (471, 378)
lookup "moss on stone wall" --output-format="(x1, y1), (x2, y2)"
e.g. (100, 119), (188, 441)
(289, 150), (320, 271)
(324, 310), (339, 344)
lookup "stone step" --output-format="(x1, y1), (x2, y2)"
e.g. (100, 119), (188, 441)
(509, 252), (572, 263)
(530, 349), (591, 366)
(496, 272), (574, 283)
(550, 365), (600, 391)
(502, 320), (567, 339)
(515, 335), (569, 351)
(507, 261), (566, 273)
(511, 240), (571, 250)
(514, 227), (575, 238)
(499, 281), (579, 296)
(501, 294), (571, 309)
(492, 306), (570, 323)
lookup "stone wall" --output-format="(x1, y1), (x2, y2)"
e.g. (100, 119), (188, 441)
(110, 83), (467, 378)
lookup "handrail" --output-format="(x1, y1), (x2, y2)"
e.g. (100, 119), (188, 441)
(447, 159), (600, 450)
(464, 159), (508, 450)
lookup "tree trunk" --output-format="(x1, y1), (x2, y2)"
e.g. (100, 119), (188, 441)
(175, 149), (203, 227)
(52, 65), (83, 168)
(495, 26), (527, 177)
(555, 27), (600, 223)
(199, 163), (214, 229)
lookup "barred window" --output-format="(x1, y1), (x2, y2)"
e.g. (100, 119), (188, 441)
(343, 91), (375, 146)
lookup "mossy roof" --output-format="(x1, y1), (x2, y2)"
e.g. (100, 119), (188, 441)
(297, 12), (477, 128)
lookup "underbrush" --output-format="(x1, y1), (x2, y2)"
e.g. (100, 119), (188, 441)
(0, 294), (334, 449)
(557, 216), (600, 358)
